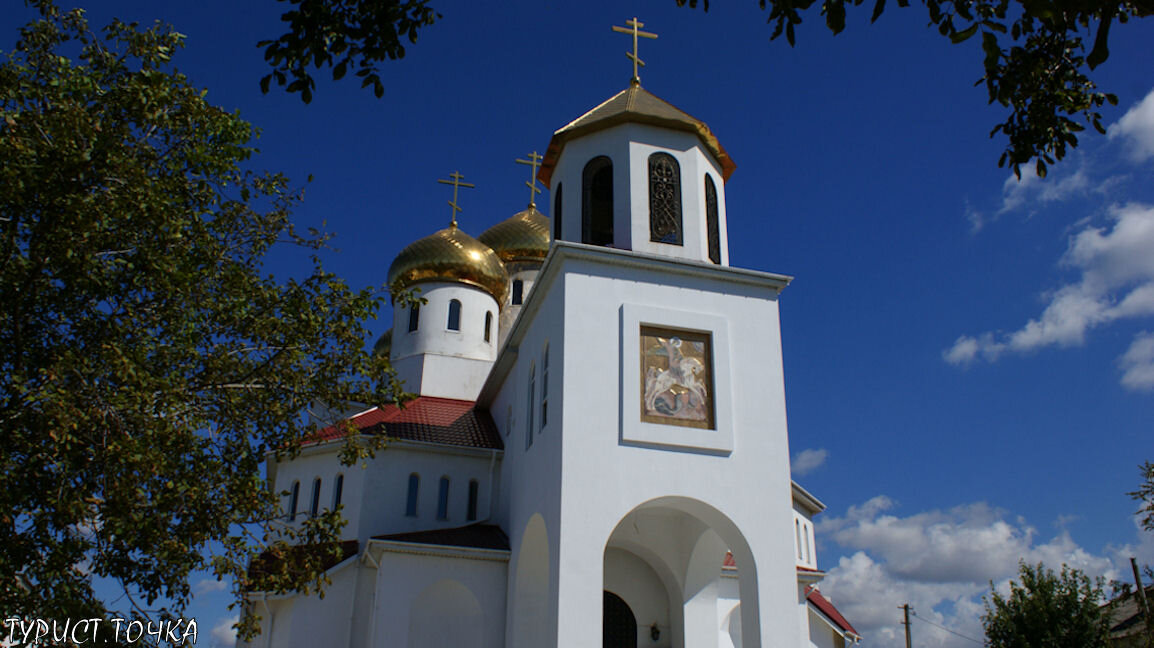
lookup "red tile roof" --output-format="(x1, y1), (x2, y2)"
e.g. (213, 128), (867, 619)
(807, 586), (860, 637)
(311, 397), (503, 450)
(374, 524), (510, 551)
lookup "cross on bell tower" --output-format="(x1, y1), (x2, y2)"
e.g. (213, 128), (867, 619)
(612, 17), (658, 85)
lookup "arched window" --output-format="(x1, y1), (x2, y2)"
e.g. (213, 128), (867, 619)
(289, 481), (300, 521)
(795, 519), (803, 560)
(553, 183), (563, 240)
(467, 479), (479, 522)
(310, 478), (322, 517)
(405, 473), (419, 517)
(648, 152), (682, 245)
(333, 474), (344, 509)
(540, 344), (549, 429)
(705, 175), (720, 264)
(407, 304), (420, 333)
(484, 311), (493, 343)
(447, 299), (461, 331)
(525, 364), (535, 450)
(512, 279), (524, 306)
(582, 157), (614, 246)
(437, 477), (450, 520)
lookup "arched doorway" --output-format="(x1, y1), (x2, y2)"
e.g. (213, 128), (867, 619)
(603, 590), (637, 648)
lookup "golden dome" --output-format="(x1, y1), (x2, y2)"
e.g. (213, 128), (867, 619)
(372, 328), (392, 358)
(387, 224), (509, 304)
(477, 205), (551, 263)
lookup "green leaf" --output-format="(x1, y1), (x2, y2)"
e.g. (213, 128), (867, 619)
(951, 23), (980, 43)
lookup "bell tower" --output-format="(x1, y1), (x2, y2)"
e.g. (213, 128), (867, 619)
(537, 20), (735, 266)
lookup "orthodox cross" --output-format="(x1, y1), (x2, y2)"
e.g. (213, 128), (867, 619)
(515, 152), (543, 208)
(612, 17), (658, 85)
(437, 171), (475, 227)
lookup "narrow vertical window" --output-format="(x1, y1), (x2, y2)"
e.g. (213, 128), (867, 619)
(505, 404), (512, 438)
(467, 480), (479, 522)
(525, 365), (535, 450)
(484, 311), (493, 343)
(540, 344), (549, 429)
(512, 279), (524, 306)
(289, 481), (300, 521)
(447, 299), (461, 331)
(553, 183), (563, 240)
(648, 152), (682, 245)
(795, 519), (803, 560)
(310, 478), (322, 517)
(405, 473), (419, 517)
(437, 477), (450, 520)
(333, 474), (344, 509)
(407, 304), (420, 332)
(582, 156), (614, 246)
(705, 175), (720, 264)
(804, 523), (812, 563)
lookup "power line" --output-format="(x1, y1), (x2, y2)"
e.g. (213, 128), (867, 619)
(910, 610), (987, 645)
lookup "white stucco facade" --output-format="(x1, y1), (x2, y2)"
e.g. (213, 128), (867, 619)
(245, 79), (859, 648)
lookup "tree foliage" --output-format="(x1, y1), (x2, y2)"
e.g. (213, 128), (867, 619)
(1, 3), (401, 642)
(258, 0), (440, 104)
(983, 562), (1111, 648)
(1134, 461), (1154, 533)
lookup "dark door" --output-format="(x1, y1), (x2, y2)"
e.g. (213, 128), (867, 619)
(603, 590), (637, 648)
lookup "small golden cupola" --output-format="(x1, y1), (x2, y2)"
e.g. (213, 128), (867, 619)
(479, 153), (554, 347)
(477, 205), (550, 265)
(387, 222), (509, 306)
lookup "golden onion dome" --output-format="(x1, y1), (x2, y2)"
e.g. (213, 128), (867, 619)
(372, 328), (392, 358)
(477, 205), (551, 264)
(387, 223), (509, 305)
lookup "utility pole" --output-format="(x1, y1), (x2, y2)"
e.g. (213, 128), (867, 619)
(899, 603), (913, 648)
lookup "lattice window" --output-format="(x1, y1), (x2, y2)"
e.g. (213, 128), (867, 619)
(705, 175), (720, 264)
(648, 152), (682, 245)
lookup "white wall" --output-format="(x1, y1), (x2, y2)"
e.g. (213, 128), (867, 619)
(391, 281), (500, 399)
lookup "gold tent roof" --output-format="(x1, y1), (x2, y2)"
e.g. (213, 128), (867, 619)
(537, 83), (736, 188)
(477, 205), (551, 264)
(387, 224), (509, 305)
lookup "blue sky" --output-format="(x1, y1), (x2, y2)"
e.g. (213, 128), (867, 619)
(5, 1), (1153, 646)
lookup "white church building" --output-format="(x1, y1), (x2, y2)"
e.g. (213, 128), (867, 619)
(245, 41), (861, 648)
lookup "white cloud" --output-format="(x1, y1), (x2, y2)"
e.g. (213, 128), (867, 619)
(791, 448), (828, 475)
(816, 497), (1127, 648)
(944, 203), (1154, 388)
(1109, 88), (1154, 162)
(194, 577), (229, 596)
(999, 167), (1090, 215)
(210, 615), (237, 648)
(1119, 331), (1154, 391)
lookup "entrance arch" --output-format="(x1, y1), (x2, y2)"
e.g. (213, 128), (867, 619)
(603, 591), (637, 648)
(603, 497), (760, 648)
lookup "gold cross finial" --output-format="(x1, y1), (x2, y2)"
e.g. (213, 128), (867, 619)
(515, 152), (544, 208)
(612, 17), (658, 85)
(436, 171), (476, 227)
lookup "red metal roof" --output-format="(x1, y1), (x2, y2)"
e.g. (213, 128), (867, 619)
(311, 397), (502, 450)
(374, 524), (510, 551)
(807, 586), (860, 637)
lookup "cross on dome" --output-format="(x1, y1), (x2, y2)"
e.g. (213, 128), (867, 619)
(436, 170), (475, 227)
(611, 17), (658, 85)
(515, 152), (543, 207)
